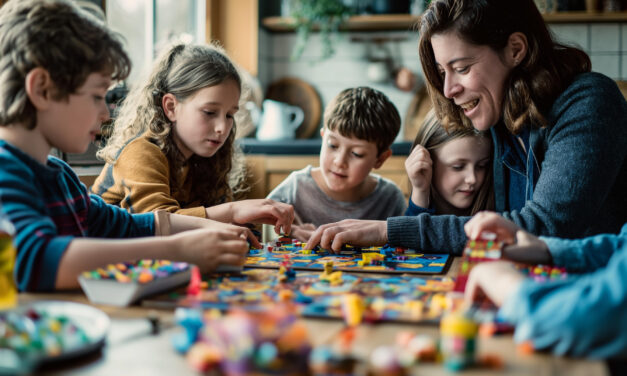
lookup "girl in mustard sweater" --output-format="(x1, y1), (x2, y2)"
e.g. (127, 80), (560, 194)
(92, 43), (293, 234)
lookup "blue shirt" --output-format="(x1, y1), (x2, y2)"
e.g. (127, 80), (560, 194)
(0, 141), (155, 291)
(404, 198), (435, 216)
(494, 125), (537, 211)
(500, 223), (627, 358)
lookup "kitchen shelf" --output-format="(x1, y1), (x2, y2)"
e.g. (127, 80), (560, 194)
(262, 12), (627, 32)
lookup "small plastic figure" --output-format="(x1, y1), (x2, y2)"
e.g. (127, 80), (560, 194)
(439, 313), (479, 371)
(342, 293), (365, 327)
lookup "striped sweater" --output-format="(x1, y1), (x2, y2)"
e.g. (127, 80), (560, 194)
(0, 140), (154, 292)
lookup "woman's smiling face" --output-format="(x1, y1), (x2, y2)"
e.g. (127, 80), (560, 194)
(431, 31), (513, 131)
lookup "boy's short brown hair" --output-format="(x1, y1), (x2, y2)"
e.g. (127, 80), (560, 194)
(323, 87), (401, 154)
(0, 0), (131, 129)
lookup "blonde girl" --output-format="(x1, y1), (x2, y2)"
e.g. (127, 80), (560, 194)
(93, 43), (293, 234)
(405, 109), (493, 216)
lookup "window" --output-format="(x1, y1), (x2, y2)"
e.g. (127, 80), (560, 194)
(106, 0), (206, 85)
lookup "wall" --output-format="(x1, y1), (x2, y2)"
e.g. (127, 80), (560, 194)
(258, 22), (627, 140)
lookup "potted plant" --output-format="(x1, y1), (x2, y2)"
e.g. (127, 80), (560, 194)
(285, 0), (353, 60)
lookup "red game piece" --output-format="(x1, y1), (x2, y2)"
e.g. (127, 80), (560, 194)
(186, 266), (202, 296)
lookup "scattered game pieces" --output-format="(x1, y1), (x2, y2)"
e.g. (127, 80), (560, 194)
(439, 313), (479, 371)
(247, 239), (451, 275)
(173, 306), (312, 375)
(79, 260), (191, 306)
(516, 264), (567, 282)
(0, 301), (108, 373)
(143, 269), (457, 324)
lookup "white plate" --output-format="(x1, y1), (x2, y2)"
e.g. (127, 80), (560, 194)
(0, 301), (109, 373)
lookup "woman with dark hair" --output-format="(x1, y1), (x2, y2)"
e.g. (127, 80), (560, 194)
(306, 0), (627, 255)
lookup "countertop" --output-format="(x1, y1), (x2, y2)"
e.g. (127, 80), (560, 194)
(237, 138), (412, 155)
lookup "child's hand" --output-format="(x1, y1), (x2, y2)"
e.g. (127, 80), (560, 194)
(405, 144), (433, 208)
(464, 211), (522, 243)
(464, 261), (526, 307)
(229, 199), (295, 235)
(290, 223), (316, 242)
(172, 227), (249, 273)
(305, 219), (387, 252)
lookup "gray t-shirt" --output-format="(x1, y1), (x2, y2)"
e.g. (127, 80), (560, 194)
(267, 165), (407, 226)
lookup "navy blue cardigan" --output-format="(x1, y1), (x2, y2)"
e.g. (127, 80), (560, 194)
(388, 72), (627, 254)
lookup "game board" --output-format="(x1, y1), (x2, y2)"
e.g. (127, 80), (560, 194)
(142, 268), (458, 324)
(245, 238), (451, 275)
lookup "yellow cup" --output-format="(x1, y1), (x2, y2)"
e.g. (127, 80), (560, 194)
(0, 231), (17, 309)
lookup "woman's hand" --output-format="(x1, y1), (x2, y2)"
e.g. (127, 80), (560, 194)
(172, 227), (249, 273)
(464, 261), (526, 307)
(464, 211), (552, 265)
(405, 145), (433, 208)
(290, 223), (316, 242)
(207, 199), (294, 235)
(305, 219), (388, 252)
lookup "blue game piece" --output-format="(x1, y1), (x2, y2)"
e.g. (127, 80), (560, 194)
(171, 308), (204, 353)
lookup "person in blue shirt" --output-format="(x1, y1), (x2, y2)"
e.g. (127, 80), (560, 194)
(464, 211), (627, 360)
(404, 109), (493, 217)
(305, 0), (626, 254)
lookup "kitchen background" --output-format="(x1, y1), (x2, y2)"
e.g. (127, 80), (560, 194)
(67, 0), (627, 198)
(93, 0), (627, 141)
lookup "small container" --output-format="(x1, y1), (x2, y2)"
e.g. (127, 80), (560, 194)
(0, 200), (17, 310)
(440, 313), (478, 371)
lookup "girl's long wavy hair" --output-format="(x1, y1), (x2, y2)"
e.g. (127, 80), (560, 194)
(419, 0), (591, 134)
(412, 110), (494, 216)
(98, 43), (248, 206)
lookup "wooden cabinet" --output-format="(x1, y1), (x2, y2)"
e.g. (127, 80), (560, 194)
(206, 0), (258, 76)
(244, 155), (411, 200)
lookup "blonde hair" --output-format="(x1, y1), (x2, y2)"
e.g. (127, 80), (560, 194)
(413, 109), (494, 215)
(98, 43), (248, 205)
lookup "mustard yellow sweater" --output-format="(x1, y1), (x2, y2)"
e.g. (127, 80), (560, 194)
(91, 136), (207, 217)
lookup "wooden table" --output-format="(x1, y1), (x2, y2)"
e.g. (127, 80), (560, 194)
(19, 258), (608, 375)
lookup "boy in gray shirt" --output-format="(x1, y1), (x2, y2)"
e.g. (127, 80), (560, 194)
(268, 87), (406, 240)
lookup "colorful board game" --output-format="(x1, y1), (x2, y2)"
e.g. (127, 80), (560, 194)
(245, 238), (451, 275)
(142, 268), (457, 324)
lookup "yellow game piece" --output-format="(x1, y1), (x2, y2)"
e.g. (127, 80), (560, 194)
(49, 319), (62, 333)
(328, 271), (343, 285)
(429, 293), (448, 314)
(342, 293), (364, 327)
(405, 300), (424, 319)
(323, 261), (334, 275)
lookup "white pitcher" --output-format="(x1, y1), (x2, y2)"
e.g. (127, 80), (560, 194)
(256, 99), (304, 141)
